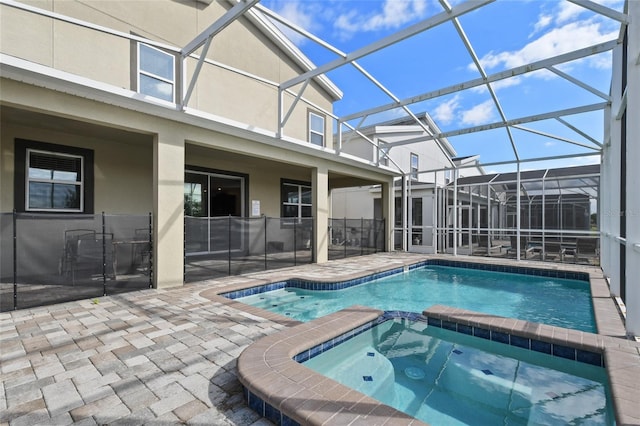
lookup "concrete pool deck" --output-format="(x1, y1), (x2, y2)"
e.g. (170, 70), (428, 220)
(1, 253), (638, 425)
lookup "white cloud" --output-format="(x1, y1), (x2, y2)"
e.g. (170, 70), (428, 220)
(476, 20), (617, 71)
(334, 0), (428, 38)
(461, 100), (496, 126)
(269, 2), (317, 46)
(556, 2), (584, 24)
(433, 95), (461, 125)
(531, 14), (552, 36)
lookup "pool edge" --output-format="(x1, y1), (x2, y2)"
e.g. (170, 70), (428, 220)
(202, 254), (637, 424)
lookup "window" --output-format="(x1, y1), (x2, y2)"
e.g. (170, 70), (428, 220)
(27, 150), (83, 211)
(308, 111), (325, 146)
(15, 139), (94, 213)
(378, 145), (389, 166)
(138, 43), (175, 102)
(410, 153), (419, 181)
(281, 180), (312, 219)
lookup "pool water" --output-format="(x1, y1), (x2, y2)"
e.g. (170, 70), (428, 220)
(303, 319), (613, 425)
(237, 266), (595, 332)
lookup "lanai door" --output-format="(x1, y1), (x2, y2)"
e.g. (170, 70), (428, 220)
(184, 171), (244, 254)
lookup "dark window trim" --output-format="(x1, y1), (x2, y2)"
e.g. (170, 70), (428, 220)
(185, 165), (250, 217)
(14, 139), (94, 214)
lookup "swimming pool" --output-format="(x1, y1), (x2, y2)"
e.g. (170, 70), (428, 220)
(234, 264), (595, 332)
(302, 316), (613, 425)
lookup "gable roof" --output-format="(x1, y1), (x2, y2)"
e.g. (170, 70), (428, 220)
(233, 2), (343, 102)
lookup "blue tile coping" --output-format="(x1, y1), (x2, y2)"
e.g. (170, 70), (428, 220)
(295, 309), (604, 367)
(237, 305), (640, 426)
(221, 258), (589, 301)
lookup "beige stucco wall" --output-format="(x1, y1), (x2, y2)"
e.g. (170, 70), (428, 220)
(0, 0), (336, 145)
(0, 119), (154, 215)
(185, 144), (312, 218)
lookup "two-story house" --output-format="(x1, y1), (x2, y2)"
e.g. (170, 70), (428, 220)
(0, 0), (399, 295)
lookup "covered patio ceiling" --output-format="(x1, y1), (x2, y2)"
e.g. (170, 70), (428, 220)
(183, 0), (628, 175)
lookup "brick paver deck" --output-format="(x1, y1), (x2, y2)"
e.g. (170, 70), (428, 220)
(0, 253), (634, 425)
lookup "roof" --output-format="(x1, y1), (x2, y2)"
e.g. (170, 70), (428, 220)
(453, 164), (600, 198)
(237, 3), (343, 101)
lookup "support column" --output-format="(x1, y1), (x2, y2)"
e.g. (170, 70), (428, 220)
(625, 0), (640, 336)
(604, 64), (621, 292)
(312, 166), (329, 263)
(381, 177), (395, 252)
(153, 129), (185, 289)
(401, 176), (408, 251)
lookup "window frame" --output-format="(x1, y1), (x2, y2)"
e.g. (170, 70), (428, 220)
(378, 145), (389, 166)
(308, 111), (325, 147)
(281, 179), (312, 224)
(137, 43), (176, 103)
(410, 152), (419, 181)
(26, 149), (84, 213)
(14, 139), (94, 214)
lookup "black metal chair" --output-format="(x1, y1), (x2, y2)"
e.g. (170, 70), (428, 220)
(63, 231), (114, 284)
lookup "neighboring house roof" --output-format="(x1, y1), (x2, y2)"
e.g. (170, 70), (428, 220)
(452, 154), (485, 175)
(348, 111), (458, 158)
(452, 155), (479, 162)
(237, 2), (343, 102)
(453, 164), (599, 198)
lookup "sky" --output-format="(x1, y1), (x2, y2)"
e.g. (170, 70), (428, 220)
(259, 0), (625, 174)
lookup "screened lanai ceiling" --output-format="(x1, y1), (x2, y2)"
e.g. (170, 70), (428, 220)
(193, 0), (627, 175)
(454, 164), (600, 199)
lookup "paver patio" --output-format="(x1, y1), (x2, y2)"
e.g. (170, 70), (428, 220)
(0, 253), (631, 425)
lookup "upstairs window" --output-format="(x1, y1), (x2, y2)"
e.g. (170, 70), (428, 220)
(410, 153), (419, 181)
(378, 145), (389, 166)
(138, 43), (175, 102)
(308, 111), (325, 146)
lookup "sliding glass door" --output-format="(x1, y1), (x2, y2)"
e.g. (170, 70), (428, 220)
(184, 170), (245, 254)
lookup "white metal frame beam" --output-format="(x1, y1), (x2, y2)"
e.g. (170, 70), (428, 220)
(439, 0), (520, 161)
(340, 40), (617, 123)
(279, 0), (493, 92)
(568, 0), (629, 24)
(381, 102), (607, 147)
(181, 0), (260, 107)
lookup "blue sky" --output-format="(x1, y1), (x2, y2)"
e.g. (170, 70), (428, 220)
(260, 0), (624, 173)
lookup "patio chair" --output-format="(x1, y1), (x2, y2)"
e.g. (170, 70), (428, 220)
(474, 234), (504, 256)
(60, 229), (95, 278)
(133, 228), (152, 274)
(574, 238), (599, 265)
(543, 241), (565, 262)
(506, 235), (535, 259)
(66, 232), (115, 284)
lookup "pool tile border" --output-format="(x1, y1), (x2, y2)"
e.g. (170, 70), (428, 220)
(205, 254), (636, 424)
(221, 260), (591, 302)
(424, 308), (604, 366)
(220, 267), (404, 299)
(409, 259), (590, 281)
(237, 305), (640, 426)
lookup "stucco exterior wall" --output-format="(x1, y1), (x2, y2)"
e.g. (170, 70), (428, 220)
(331, 186), (377, 219)
(185, 144), (312, 218)
(0, 0), (335, 145)
(0, 120), (154, 215)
